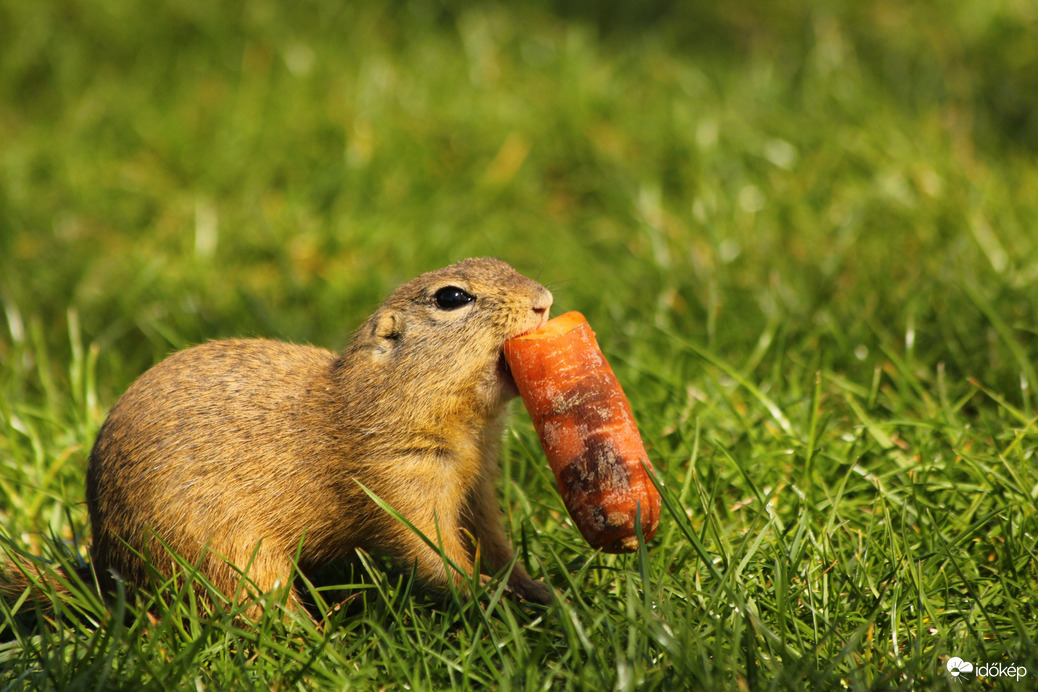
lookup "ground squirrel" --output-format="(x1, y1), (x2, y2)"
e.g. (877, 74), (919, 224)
(6, 258), (554, 615)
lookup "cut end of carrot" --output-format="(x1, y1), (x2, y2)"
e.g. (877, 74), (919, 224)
(510, 311), (587, 341)
(606, 535), (642, 554)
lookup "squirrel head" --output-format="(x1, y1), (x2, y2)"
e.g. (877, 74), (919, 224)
(341, 258), (552, 423)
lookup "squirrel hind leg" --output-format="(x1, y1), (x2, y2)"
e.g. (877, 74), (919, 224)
(193, 546), (306, 620)
(107, 535), (306, 621)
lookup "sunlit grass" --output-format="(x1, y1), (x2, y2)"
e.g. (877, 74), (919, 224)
(2, 0), (1037, 689)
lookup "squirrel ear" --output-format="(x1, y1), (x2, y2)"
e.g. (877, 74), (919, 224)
(373, 310), (403, 349)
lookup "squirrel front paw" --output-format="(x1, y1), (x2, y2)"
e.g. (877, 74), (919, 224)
(507, 577), (553, 605)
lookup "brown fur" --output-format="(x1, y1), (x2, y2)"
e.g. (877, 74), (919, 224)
(7, 258), (553, 616)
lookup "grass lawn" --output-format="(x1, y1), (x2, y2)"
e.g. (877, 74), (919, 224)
(2, 0), (1037, 689)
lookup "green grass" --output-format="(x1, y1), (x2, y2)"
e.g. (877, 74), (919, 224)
(2, 0), (1037, 689)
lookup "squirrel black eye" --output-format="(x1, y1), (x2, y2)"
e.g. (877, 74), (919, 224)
(433, 286), (475, 310)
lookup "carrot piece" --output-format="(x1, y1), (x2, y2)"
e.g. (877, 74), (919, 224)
(504, 311), (661, 553)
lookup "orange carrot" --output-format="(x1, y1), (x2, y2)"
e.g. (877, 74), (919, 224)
(503, 311), (660, 553)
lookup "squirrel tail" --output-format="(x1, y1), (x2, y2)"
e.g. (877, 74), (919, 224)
(0, 545), (98, 613)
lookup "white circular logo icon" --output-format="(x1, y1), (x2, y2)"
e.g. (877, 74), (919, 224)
(947, 657), (974, 677)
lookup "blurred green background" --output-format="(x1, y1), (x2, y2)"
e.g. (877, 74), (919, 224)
(2, 0), (1036, 403)
(2, 2), (1038, 687)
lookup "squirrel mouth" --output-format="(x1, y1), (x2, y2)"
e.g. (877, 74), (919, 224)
(497, 351), (519, 395)
(512, 316), (549, 341)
